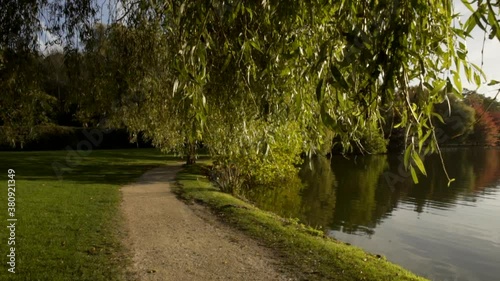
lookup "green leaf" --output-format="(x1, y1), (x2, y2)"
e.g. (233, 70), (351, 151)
(474, 73), (481, 86)
(418, 130), (433, 153)
(329, 64), (349, 90)
(457, 49), (466, 60)
(245, 7), (253, 20)
(461, 0), (474, 12)
(432, 112), (445, 124)
(404, 146), (412, 169)
(453, 72), (463, 93)
(250, 41), (263, 53)
(431, 80), (447, 96)
(488, 80), (500, 86)
(412, 153), (427, 176)
(410, 166), (419, 184)
(464, 65), (472, 81)
(487, 9), (500, 40)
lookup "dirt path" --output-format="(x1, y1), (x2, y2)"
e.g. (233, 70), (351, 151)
(121, 166), (295, 281)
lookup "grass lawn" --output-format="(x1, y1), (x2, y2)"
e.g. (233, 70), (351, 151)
(176, 164), (429, 281)
(0, 149), (428, 281)
(0, 149), (176, 281)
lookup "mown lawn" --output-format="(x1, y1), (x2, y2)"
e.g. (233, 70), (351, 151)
(176, 164), (429, 281)
(0, 149), (429, 281)
(0, 149), (176, 281)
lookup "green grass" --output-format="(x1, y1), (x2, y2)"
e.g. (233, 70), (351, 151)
(0, 149), (177, 281)
(0, 150), (429, 280)
(176, 164), (430, 281)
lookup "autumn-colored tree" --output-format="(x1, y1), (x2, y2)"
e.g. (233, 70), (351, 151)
(490, 111), (500, 145)
(465, 95), (499, 146)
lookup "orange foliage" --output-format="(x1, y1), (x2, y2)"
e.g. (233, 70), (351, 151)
(465, 96), (499, 146)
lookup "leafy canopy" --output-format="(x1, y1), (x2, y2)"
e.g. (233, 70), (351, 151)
(2, 0), (500, 186)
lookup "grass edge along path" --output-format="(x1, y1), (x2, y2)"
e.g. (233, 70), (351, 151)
(0, 149), (174, 281)
(175, 164), (429, 281)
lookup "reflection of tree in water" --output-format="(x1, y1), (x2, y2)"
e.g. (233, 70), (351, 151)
(329, 155), (388, 236)
(468, 148), (500, 191)
(298, 156), (337, 229)
(243, 156), (337, 229)
(242, 172), (304, 219)
(388, 152), (464, 213)
(246, 148), (500, 237)
(391, 148), (500, 212)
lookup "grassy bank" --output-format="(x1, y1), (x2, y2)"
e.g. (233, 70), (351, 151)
(176, 164), (429, 281)
(0, 149), (174, 281)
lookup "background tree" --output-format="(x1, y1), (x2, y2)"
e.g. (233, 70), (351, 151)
(465, 93), (499, 146)
(492, 111), (500, 145)
(0, 0), (99, 145)
(433, 94), (476, 145)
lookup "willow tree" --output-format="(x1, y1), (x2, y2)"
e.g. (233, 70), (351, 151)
(2, 0), (500, 188)
(104, 0), (492, 185)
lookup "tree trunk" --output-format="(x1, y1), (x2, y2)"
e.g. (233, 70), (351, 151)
(186, 153), (196, 165)
(185, 141), (197, 165)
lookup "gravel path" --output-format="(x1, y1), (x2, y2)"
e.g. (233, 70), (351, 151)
(121, 166), (294, 281)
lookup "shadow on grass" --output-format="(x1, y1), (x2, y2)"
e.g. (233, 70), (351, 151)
(0, 148), (184, 185)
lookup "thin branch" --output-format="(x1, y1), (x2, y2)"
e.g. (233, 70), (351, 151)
(429, 117), (453, 184)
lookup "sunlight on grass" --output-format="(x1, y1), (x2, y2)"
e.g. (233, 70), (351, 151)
(176, 164), (429, 281)
(0, 149), (176, 280)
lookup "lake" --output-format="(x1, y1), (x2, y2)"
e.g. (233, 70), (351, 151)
(245, 148), (500, 281)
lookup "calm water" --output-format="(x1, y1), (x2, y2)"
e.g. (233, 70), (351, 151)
(245, 148), (500, 281)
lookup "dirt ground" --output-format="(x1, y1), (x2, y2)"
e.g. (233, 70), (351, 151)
(121, 166), (296, 281)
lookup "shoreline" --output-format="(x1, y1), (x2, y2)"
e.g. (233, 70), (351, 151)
(175, 164), (429, 281)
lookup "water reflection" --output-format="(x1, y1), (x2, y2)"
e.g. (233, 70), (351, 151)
(243, 169), (304, 220)
(387, 148), (500, 214)
(246, 148), (500, 281)
(330, 155), (388, 236)
(244, 156), (337, 229)
(297, 156), (336, 228)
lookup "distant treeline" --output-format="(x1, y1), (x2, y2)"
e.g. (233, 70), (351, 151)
(0, 126), (152, 151)
(332, 89), (500, 155)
